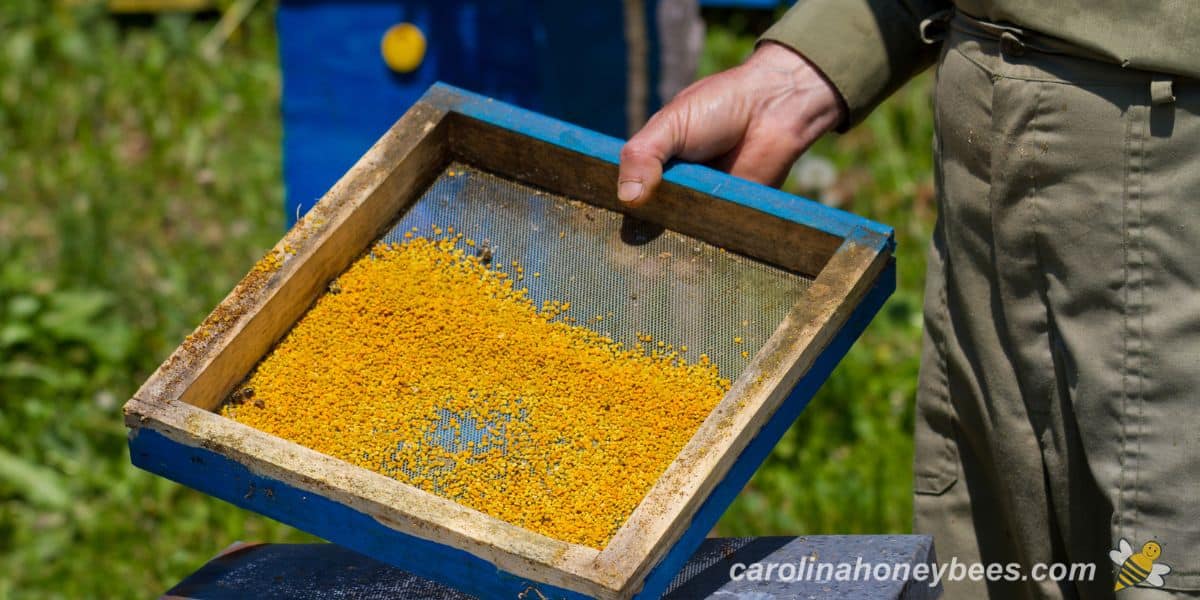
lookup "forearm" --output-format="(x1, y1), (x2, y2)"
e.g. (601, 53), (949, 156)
(760, 0), (949, 128)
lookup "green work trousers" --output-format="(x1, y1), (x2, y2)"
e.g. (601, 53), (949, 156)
(913, 16), (1200, 600)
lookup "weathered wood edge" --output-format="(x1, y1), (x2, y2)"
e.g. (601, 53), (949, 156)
(446, 111), (840, 277)
(121, 98), (620, 598)
(626, 262), (897, 600)
(596, 227), (893, 595)
(129, 100), (449, 412)
(124, 399), (612, 597)
(420, 82), (892, 243)
(446, 113), (841, 278)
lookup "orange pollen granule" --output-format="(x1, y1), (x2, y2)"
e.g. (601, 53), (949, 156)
(222, 234), (729, 548)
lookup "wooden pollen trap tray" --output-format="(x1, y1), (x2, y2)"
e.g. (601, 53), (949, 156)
(124, 84), (895, 600)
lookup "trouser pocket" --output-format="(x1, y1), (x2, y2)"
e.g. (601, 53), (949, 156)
(912, 40), (963, 496)
(912, 222), (959, 495)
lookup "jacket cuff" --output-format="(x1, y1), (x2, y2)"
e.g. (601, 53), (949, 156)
(759, 0), (942, 129)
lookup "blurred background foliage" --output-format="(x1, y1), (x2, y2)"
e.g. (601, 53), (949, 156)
(0, 0), (934, 596)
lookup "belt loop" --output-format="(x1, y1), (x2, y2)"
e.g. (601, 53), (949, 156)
(919, 8), (954, 45)
(999, 31), (1026, 57)
(1151, 75), (1176, 105)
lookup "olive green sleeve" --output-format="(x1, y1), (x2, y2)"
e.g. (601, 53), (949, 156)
(759, 0), (949, 128)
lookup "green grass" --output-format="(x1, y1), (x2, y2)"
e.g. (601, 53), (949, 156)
(0, 3), (934, 596)
(0, 2), (313, 597)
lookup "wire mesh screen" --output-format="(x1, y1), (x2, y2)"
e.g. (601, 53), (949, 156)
(219, 161), (822, 550)
(368, 163), (814, 485)
(381, 162), (813, 381)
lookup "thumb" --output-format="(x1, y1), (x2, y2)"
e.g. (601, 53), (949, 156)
(617, 113), (680, 206)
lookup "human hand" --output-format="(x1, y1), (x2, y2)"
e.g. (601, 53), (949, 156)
(617, 42), (845, 206)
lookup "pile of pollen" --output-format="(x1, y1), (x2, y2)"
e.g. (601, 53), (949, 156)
(221, 232), (730, 549)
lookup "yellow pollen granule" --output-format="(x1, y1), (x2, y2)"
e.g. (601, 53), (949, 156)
(222, 235), (729, 549)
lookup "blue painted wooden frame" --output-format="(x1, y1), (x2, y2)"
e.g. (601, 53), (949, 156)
(126, 83), (896, 599)
(130, 263), (893, 599)
(421, 83), (893, 245)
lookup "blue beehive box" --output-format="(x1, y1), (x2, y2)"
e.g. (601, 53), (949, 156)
(277, 0), (671, 225)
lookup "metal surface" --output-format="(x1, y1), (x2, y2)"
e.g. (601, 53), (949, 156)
(166, 536), (940, 599)
(662, 535), (940, 599)
(383, 163), (813, 382)
(370, 162), (813, 492)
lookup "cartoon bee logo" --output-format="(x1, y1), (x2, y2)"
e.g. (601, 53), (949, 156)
(1110, 539), (1171, 591)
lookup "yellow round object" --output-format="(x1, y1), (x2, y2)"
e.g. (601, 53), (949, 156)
(380, 23), (426, 74)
